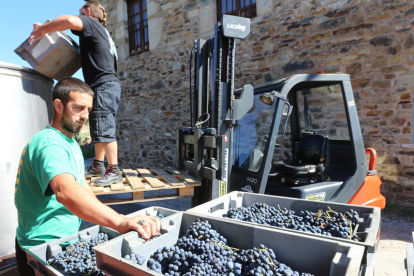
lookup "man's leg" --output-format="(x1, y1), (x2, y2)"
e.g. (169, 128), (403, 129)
(94, 140), (121, 186)
(94, 142), (106, 161)
(95, 141), (118, 164)
(90, 81), (122, 186)
(15, 238), (36, 276)
(85, 140), (106, 178)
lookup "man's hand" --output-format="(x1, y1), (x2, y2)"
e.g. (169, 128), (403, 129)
(28, 23), (46, 44)
(117, 215), (161, 240)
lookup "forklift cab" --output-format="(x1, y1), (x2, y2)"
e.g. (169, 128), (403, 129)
(230, 74), (371, 203)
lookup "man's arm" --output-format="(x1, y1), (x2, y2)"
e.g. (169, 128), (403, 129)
(83, 177), (96, 196)
(29, 16), (83, 43)
(50, 173), (160, 240)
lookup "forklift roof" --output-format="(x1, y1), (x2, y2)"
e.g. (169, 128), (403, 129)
(252, 74), (352, 100)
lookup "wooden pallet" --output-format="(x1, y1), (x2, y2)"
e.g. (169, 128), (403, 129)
(86, 167), (201, 205)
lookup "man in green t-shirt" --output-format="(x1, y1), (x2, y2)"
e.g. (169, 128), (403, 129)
(14, 77), (160, 276)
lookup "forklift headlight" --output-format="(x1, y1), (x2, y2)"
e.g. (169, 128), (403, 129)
(260, 92), (275, 105)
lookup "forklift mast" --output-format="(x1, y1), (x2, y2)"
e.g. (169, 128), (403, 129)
(177, 15), (253, 205)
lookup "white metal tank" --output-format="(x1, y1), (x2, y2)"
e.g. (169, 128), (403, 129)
(0, 62), (53, 258)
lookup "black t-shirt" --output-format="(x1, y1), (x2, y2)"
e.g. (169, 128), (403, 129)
(71, 15), (118, 88)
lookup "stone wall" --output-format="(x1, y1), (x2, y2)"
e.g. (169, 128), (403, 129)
(101, 0), (414, 207)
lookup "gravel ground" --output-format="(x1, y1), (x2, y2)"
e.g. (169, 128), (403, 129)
(375, 210), (414, 276)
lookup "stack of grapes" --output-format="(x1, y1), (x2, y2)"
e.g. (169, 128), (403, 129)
(146, 219), (314, 276)
(223, 203), (361, 240)
(47, 233), (108, 276)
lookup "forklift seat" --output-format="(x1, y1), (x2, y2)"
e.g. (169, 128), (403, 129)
(273, 134), (329, 185)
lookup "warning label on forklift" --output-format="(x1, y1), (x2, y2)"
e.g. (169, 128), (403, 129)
(305, 193), (326, 201)
(220, 181), (227, 196)
(223, 148), (229, 181)
(219, 148), (229, 197)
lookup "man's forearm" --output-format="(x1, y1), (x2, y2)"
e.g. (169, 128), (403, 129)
(55, 180), (124, 231)
(41, 16), (82, 33)
(50, 173), (159, 238)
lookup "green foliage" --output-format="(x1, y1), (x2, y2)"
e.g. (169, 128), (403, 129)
(80, 145), (95, 159)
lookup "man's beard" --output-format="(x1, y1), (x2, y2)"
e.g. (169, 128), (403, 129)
(61, 113), (82, 134)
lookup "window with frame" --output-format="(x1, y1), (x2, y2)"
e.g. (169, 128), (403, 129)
(127, 0), (149, 56)
(216, 0), (257, 22)
(296, 84), (350, 141)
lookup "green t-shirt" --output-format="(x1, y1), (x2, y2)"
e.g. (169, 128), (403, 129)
(15, 126), (85, 250)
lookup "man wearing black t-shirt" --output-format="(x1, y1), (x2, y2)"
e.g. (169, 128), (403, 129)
(29, 1), (122, 187)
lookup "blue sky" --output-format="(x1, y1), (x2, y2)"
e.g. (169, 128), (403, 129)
(0, 1), (85, 80)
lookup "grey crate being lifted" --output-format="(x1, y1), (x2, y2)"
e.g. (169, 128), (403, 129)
(25, 206), (176, 276)
(187, 191), (381, 267)
(94, 212), (365, 276)
(14, 31), (81, 80)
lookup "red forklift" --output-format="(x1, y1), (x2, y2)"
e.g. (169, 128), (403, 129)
(177, 15), (386, 209)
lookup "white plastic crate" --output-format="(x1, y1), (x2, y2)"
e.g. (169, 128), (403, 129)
(187, 191), (381, 266)
(94, 212), (366, 276)
(126, 206), (178, 219)
(15, 31), (81, 80)
(25, 206), (174, 276)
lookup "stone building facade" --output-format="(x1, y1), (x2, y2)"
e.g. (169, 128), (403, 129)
(100, 0), (414, 207)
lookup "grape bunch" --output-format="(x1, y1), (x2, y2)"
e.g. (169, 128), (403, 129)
(237, 244), (314, 276)
(123, 252), (146, 265)
(223, 203), (361, 241)
(156, 213), (165, 219)
(146, 220), (314, 276)
(47, 233), (108, 276)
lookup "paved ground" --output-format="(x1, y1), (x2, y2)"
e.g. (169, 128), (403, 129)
(375, 211), (414, 276)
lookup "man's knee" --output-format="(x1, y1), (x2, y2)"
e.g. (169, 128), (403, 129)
(89, 110), (117, 143)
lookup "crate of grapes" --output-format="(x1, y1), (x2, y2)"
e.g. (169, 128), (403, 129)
(26, 225), (119, 276)
(187, 191), (381, 267)
(25, 206), (175, 276)
(94, 212), (366, 276)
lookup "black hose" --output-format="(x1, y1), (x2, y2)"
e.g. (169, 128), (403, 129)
(189, 41), (197, 128)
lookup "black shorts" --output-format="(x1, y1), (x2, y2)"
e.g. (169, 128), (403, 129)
(15, 238), (36, 276)
(89, 81), (121, 143)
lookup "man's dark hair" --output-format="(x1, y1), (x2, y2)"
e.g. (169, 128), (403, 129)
(83, 1), (107, 27)
(52, 77), (94, 105)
